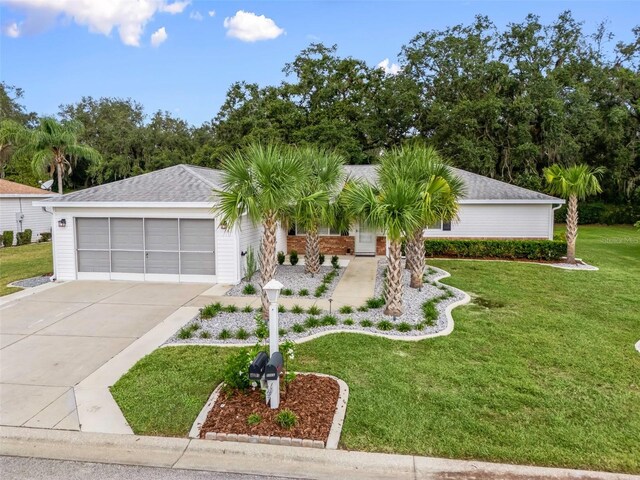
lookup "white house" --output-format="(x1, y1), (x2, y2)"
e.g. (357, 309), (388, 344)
(35, 164), (563, 284)
(0, 179), (59, 244)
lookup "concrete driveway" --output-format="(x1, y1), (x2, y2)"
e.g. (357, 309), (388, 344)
(0, 281), (209, 430)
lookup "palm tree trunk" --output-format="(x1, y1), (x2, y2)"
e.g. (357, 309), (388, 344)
(409, 229), (425, 289)
(566, 194), (578, 264)
(56, 160), (64, 194)
(305, 225), (320, 275)
(260, 214), (278, 317)
(384, 239), (404, 317)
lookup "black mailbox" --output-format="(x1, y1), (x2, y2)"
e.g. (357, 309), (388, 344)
(264, 352), (283, 381)
(249, 351), (269, 380)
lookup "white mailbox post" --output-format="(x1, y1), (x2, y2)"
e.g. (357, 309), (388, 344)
(263, 279), (283, 409)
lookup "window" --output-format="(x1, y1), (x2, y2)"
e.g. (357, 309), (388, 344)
(292, 224), (341, 236)
(427, 219), (443, 230)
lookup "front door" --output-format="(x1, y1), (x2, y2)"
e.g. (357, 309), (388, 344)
(355, 223), (376, 256)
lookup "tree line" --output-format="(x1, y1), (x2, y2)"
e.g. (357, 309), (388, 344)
(1, 11), (638, 212)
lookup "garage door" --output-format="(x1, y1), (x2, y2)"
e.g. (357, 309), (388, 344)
(75, 218), (216, 282)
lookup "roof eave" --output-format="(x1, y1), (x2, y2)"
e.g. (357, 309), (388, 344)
(459, 199), (565, 204)
(32, 201), (216, 208)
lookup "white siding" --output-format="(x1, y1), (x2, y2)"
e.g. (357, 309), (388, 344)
(275, 222), (288, 255)
(238, 215), (262, 280)
(0, 197), (55, 243)
(52, 210), (77, 280)
(425, 204), (554, 240)
(215, 222), (240, 284)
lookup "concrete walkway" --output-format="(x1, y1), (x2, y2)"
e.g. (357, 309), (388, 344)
(1, 426), (635, 480)
(188, 256), (380, 311)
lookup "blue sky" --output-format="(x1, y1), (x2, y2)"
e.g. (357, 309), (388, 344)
(1, 1), (637, 126)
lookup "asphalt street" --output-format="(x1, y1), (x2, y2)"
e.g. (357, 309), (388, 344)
(0, 456), (302, 480)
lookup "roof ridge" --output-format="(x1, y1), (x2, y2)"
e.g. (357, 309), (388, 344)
(179, 164), (218, 189)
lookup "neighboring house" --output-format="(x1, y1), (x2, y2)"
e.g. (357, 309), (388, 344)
(0, 179), (59, 244)
(35, 164), (563, 284)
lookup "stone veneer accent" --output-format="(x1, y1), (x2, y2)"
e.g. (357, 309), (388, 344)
(287, 235), (355, 255)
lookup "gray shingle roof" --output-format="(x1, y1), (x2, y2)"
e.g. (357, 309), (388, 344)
(45, 163), (561, 204)
(46, 164), (223, 203)
(344, 165), (562, 202)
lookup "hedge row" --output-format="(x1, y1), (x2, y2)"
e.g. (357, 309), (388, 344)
(424, 238), (566, 261)
(554, 201), (639, 225)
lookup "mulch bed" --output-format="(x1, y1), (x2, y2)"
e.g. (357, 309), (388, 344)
(199, 374), (339, 441)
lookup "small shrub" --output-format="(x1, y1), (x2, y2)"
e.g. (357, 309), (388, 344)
(2, 231), (13, 247)
(223, 305), (238, 313)
(275, 409), (298, 429)
(304, 316), (321, 328)
(177, 327), (194, 339)
(247, 413), (262, 426)
(278, 328), (287, 337)
(278, 304), (286, 313)
(291, 304), (304, 314)
(190, 322), (200, 331)
(422, 300), (438, 325)
(218, 329), (232, 340)
(38, 232), (51, 242)
(414, 321), (427, 331)
(298, 288), (309, 296)
(235, 328), (250, 340)
(360, 319), (373, 327)
(254, 314), (268, 341)
(307, 305), (321, 315)
(343, 318), (354, 326)
(366, 297), (385, 309)
(322, 270), (337, 284)
(331, 255), (340, 269)
(377, 320), (394, 331)
(222, 349), (252, 391)
(292, 323), (306, 333)
(314, 284), (327, 297)
(318, 253), (325, 265)
(242, 284), (256, 295)
(277, 251), (286, 265)
(339, 305), (353, 314)
(199, 330), (211, 339)
(281, 288), (293, 296)
(245, 246), (257, 281)
(242, 305), (253, 313)
(396, 322), (412, 332)
(289, 250), (299, 266)
(357, 305), (369, 312)
(200, 302), (222, 319)
(320, 315), (338, 326)
(16, 229), (32, 246)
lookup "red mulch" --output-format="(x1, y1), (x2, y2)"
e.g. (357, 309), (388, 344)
(199, 374), (339, 441)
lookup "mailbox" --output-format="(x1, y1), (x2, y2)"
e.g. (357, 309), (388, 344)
(249, 351), (269, 380)
(264, 352), (283, 381)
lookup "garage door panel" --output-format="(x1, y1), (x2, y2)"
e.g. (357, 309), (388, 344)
(145, 219), (178, 251)
(181, 252), (215, 275)
(110, 218), (143, 250)
(77, 250), (110, 272)
(76, 218), (109, 250)
(145, 251), (179, 274)
(180, 219), (214, 252)
(111, 251), (144, 273)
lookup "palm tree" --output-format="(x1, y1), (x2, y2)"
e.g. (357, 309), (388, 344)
(213, 143), (306, 316)
(0, 119), (26, 178)
(292, 146), (346, 275)
(379, 145), (464, 288)
(17, 117), (101, 194)
(544, 164), (604, 264)
(342, 174), (422, 317)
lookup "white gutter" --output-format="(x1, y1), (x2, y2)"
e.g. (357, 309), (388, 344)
(32, 201), (215, 208)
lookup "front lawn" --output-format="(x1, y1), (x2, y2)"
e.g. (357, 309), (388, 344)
(111, 225), (640, 473)
(0, 242), (53, 296)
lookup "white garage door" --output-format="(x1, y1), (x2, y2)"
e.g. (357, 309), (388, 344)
(75, 217), (216, 282)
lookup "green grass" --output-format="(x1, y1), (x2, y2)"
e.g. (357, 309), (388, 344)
(0, 242), (53, 296)
(112, 226), (640, 473)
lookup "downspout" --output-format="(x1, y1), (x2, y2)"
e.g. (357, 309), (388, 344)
(551, 203), (563, 240)
(41, 207), (56, 281)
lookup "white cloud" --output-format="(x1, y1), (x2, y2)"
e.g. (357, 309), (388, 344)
(189, 11), (203, 21)
(377, 58), (401, 75)
(208, 10), (216, 17)
(0, 0), (188, 46)
(3, 21), (21, 38)
(150, 26), (167, 47)
(223, 10), (284, 42)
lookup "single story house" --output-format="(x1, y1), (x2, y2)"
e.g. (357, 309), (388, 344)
(35, 164), (563, 284)
(0, 179), (59, 244)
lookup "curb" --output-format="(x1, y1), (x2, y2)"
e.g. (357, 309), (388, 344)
(1, 426), (636, 480)
(0, 280), (61, 306)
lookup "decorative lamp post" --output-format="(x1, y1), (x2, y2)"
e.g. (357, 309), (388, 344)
(263, 279), (283, 408)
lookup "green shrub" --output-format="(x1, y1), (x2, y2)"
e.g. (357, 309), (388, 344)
(254, 314), (268, 341)
(277, 251), (286, 265)
(242, 305), (253, 313)
(314, 284), (327, 297)
(319, 253), (325, 265)
(422, 300), (438, 325)
(245, 246), (257, 281)
(2, 231), (13, 247)
(414, 321), (427, 330)
(223, 305), (238, 313)
(366, 297), (385, 309)
(554, 201), (640, 225)
(200, 302), (222, 319)
(247, 413), (262, 426)
(292, 323), (306, 333)
(339, 305), (353, 314)
(322, 270), (337, 284)
(298, 288), (309, 296)
(291, 304), (304, 314)
(396, 322), (412, 332)
(343, 318), (354, 326)
(304, 316), (321, 328)
(377, 320), (394, 331)
(357, 305), (369, 312)
(424, 238), (566, 261)
(360, 319), (373, 327)
(218, 329), (232, 340)
(289, 250), (299, 266)
(16, 229), (32, 246)
(279, 328), (287, 336)
(278, 304), (286, 313)
(38, 232), (51, 242)
(275, 409), (297, 429)
(199, 330), (211, 339)
(242, 284), (256, 295)
(235, 328), (249, 340)
(320, 315), (338, 326)
(331, 255), (340, 269)
(307, 305), (321, 315)
(281, 288), (293, 296)
(222, 348), (252, 391)
(177, 327), (194, 339)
